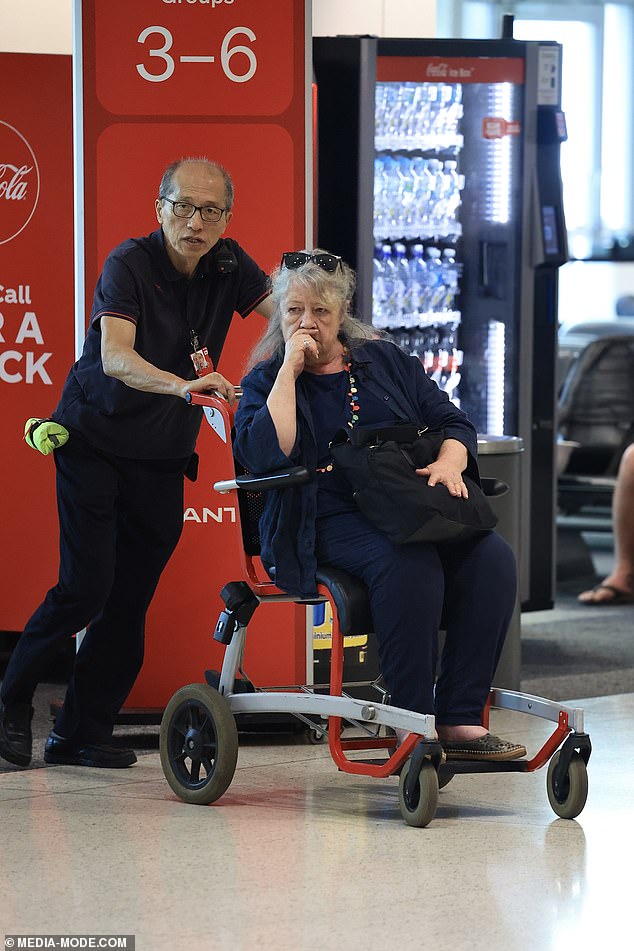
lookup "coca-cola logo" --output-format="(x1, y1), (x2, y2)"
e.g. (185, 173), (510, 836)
(426, 62), (449, 78)
(0, 120), (40, 246)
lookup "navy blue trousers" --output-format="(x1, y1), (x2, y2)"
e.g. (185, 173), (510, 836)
(316, 510), (517, 724)
(1, 435), (186, 744)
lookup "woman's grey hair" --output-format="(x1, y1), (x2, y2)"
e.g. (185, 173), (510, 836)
(158, 157), (235, 212)
(247, 250), (378, 369)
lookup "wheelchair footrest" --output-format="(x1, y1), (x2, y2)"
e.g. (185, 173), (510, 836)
(439, 759), (529, 777)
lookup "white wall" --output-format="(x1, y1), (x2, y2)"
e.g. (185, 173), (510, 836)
(0, 0), (435, 54)
(313, 0), (436, 37)
(0, 0), (72, 53)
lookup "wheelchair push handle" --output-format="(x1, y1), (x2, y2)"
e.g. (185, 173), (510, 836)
(215, 466), (311, 494)
(186, 387), (243, 406)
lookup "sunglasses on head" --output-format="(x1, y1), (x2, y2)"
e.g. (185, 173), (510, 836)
(280, 251), (343, 273)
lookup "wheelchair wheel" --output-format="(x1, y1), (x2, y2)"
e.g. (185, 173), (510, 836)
(546, 749), (588, 819)
(160, 683), (238, 805)
(398, 757), (439, 827)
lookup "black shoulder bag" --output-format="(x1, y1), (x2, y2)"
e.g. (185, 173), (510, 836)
(330, 423), (498, 545)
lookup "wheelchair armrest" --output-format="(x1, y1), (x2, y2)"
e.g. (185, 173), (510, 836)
(237, 466), (311, 491)
(214, 466), (311, 494)
(480, 477), (509, 498)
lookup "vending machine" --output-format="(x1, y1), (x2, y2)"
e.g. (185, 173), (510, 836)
(313, 36), (568, 610)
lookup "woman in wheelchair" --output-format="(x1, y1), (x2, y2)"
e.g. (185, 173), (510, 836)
(233, 250), (525, 762)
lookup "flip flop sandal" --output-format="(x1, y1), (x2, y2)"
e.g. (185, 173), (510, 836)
(579, 583), (634, 606)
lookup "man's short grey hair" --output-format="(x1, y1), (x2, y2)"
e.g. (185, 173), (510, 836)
(158, 157), (234, 211)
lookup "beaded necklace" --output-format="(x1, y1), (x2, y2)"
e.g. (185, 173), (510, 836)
(315, 348), (358, 474)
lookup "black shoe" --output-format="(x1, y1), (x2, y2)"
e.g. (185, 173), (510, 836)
(44, 731), (137, 768)
(0, 700), (34, 767)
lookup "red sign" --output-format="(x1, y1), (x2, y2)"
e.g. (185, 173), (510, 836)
(482, 117), (522, 139)
(94, 6), (295, 116)
(79, 0), (309, 707)
(0, 53), (75, 630)
(377, 55), (526, 85)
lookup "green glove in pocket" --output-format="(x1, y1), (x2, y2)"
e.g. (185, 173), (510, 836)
(24, 417), (70, 455)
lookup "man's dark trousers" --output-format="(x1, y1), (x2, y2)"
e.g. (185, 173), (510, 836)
(0, 434), (187, 744)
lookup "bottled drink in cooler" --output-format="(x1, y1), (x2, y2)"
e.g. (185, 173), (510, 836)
(425, 246), (444, 312)
(392, 242), (410, 324)
(372, 244), (387, 326)
(381, 243), (397, 325)
(443, 248), (461, 312)
(408, 243), (427, 323)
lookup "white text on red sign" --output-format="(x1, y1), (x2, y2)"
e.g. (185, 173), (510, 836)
(136, 25), (257, 83)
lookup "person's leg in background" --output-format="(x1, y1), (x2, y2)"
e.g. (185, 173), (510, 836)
(578, 443), (634, 605)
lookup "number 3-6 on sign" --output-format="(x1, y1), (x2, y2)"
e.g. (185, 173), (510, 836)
(136, 25), (257, 83)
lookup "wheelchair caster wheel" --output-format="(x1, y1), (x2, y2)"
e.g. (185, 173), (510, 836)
(546, 749), (588, 819)
(398, 757), (439, 827)
(160, 683), (238, 805)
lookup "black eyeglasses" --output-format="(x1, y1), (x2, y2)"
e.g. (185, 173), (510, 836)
(161, 197), (226, 223)
(280, 251), (342, 272)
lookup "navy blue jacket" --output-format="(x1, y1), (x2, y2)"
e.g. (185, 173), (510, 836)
(234, 339), (478, 597)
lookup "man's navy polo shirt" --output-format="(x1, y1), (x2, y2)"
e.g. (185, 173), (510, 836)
(54, 230), (269, 459)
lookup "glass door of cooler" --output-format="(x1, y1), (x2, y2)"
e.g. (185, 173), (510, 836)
(371, 60), (526, 440)
(373, 81), (464, 406)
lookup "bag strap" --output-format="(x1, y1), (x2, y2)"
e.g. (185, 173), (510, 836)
(348, 423), (430, 448)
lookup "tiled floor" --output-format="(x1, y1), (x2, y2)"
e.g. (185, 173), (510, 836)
(1, 692), (632, 951)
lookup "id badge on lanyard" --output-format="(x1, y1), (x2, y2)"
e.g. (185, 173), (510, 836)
(190, 332), (214, 378)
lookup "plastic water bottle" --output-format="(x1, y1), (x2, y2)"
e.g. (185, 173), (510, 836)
(372, 245), (387, 327)
(380, 156), (400, 242)
(375, 84), (391, 151)
(425, 247), (444, 312)
(373, 156), (388, 240)
(408, 244), (426, 323)
(443, 160), (464, 238)
(381, 244), (397, 325)
(392, 243), (410, 325)
(441, 248), (460, 312)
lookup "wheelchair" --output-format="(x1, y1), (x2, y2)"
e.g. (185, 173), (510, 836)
(160, 393), (592, 827)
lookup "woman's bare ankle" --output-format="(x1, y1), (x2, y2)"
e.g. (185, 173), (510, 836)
(436, 724), (488, 742)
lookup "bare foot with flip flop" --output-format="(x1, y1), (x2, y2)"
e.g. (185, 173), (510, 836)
(578, 445), (634, 607)
(578, 579), (634, 606)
